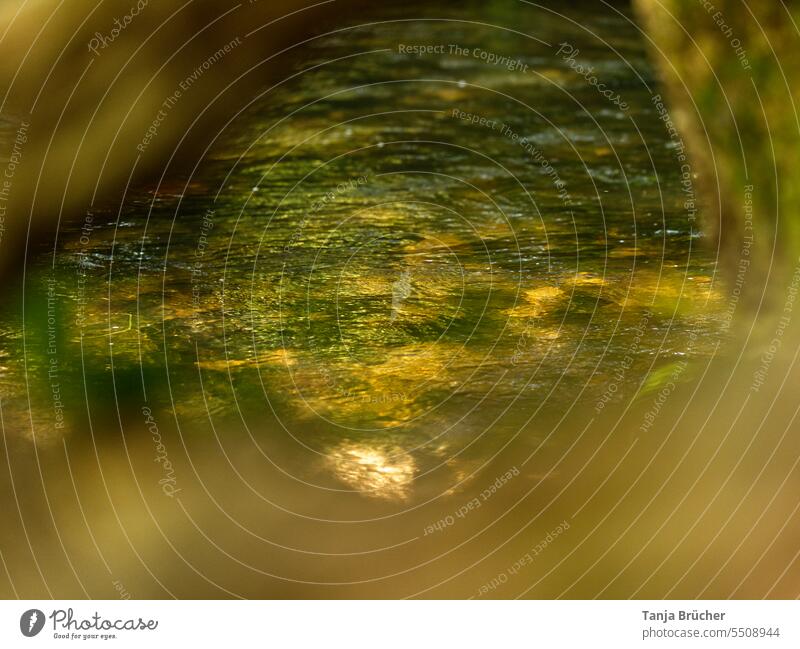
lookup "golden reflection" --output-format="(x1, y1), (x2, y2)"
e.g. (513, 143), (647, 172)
(196, 347), (297, 371)
(401, 232), (467, 253)
(284, 342), (471, 426)
(327, 442), (416, 500)
(506, 284), (564, 319)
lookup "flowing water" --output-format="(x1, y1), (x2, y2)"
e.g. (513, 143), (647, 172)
(0, 1), (730, 597)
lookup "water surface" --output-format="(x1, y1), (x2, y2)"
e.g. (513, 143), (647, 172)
(1, 0), (728, 597)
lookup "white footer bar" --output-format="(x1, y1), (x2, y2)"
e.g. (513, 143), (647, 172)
(0, 600), (795, 647)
